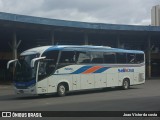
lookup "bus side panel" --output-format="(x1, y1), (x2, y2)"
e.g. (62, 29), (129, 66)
(133, 66), (145, 85)
(94, 73), (106, 88)
(36, 75), (57, 94)
(37, 75), (72, 94)
(47, 75), (57, 93)
(37, 78), (48, 94)
(118, 72), (134, 85)
(52, 75), (73, 91)
(72, 74), (81, 90)
(106, 68), (118, 87)
(80, 74), (94, 89)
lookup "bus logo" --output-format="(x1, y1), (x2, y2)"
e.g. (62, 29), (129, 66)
(118, 68), (134, 72)
(65, 68), (73, 71)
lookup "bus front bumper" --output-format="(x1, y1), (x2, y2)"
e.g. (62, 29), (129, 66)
(14, 87), (37, 95)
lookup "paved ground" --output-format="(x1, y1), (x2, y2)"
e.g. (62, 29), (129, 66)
(0, 80), (160, 111)
(0, 80), (160, 119)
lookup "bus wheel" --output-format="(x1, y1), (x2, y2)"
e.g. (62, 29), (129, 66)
(122, 79), (130, 90)
(57, 84), (66, 97)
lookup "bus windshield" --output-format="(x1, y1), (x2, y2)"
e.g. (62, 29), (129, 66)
(14, 54), (39, 82)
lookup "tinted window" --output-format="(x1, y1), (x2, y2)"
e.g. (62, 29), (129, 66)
(116, 53), (126, 64)
(42, 50), (59, 64)
(127, 53), (136, 64)
(136, 54), (144, 63)
(91, 52), (103, 63)
(59, 51), (76, 64)
(38, 50), (59, 81)
(76, 51), (90, 64)
(104, 52), (116, 64)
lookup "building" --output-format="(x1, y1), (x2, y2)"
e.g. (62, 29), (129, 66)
(0, 12), (160, 82)
(151, 5), (160, 26)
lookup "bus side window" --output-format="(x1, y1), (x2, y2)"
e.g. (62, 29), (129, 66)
(76, 51), (91, 64)
(59, 51), (76, 64)
(127, 53), (136, 64)
(116, 53), (127, 64)
(136, 54), (144, 63)
(104, 52), (116, 64)
(91, 52), (103, 63)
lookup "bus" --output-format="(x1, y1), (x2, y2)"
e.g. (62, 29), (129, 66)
(7, 45), (145, 96)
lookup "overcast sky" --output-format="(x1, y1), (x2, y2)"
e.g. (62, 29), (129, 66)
(0, 0), (159, 25)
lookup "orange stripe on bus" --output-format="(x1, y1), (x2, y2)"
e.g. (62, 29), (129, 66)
(83, 66), (103, 74)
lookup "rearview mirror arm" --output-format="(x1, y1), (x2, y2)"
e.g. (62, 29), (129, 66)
(31, 57), (46, 68)
(7, 59), (18, 69)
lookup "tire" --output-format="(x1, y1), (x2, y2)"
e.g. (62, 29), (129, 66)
(57, 84), (66, 97)
(122, 79), (130, 90)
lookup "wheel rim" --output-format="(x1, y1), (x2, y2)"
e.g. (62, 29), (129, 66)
(124, 81), (128, 89)
(59, 85), (65, 95)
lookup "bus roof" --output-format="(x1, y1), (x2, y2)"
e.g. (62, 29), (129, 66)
(21, 46), (52, 56)
(21, 45), (144, 56)
(46, 45), (144, 54)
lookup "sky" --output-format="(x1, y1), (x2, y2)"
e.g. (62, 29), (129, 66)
(0, 0), (159, 25)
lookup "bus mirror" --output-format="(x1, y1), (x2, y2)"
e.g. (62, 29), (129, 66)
(7, 59), (18, 69)
(31, 57), (46, 68)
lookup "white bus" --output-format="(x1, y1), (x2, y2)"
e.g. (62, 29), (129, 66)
(7, 45), (145, 96)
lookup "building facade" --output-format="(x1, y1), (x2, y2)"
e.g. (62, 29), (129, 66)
(151, 5), (160, 26)
(0, 12), (160, 82)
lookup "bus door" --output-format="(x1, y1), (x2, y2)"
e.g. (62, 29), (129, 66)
(37, 60), (56, 94)
(37, 61), (48, 94)
(37, 50), (59, 94)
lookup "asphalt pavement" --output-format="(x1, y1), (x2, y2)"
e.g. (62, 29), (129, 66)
(0, 80), (160, 119)
(0, 80), (160, 111)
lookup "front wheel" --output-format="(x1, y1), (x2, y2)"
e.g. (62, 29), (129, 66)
(122, 79), (130, 90)
(57, 84), (66, 97)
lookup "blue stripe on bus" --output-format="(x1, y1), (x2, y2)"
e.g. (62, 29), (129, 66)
(71, 66), (110, 74)
(72, 66), (92, 74)
(93, 67), (110, 73)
